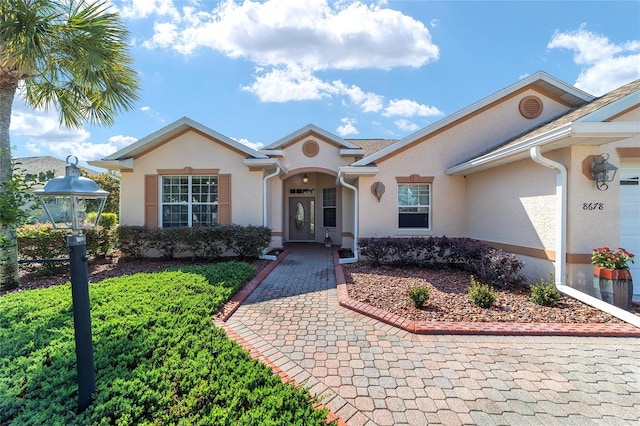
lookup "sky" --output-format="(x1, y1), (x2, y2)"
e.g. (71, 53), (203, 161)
(8, 0), (640, 169)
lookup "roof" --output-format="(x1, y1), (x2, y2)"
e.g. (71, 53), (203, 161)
(346, 139), (398, 157)
(264, 124), (363, 150)
(352, 71), (595, 167)
(16, 156), (99, 178)
(102, 116), (268, 161)
(447, 78), (640, 175)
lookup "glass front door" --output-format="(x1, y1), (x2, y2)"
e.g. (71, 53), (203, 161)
(289, 197), (315, 241)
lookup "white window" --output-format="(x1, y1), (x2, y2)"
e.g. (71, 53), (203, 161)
(398, 184), (430, 229)
(161, 176), (218, 227)
(323, 187), (337, 228)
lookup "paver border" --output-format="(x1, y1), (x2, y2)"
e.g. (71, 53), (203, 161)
(334, 248), (640, 337)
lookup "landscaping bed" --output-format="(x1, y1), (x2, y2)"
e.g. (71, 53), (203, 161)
(343, 263), (633, 324)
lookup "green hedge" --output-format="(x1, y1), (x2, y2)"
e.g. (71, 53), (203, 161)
(117, 225), (272, 260)
(0, 262), (330, 425)
(359, 236), (524, 286)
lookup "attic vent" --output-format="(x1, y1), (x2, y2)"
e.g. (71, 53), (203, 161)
(302, 140), (319, 157)
(519, 95), (543, 119)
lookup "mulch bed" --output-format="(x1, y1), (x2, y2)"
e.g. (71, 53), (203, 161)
(342, 263), (634, 324)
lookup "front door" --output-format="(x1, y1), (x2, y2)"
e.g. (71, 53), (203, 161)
(289, 197), (315, 241)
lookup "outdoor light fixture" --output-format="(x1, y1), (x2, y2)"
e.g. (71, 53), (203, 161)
(34, 155), (109, 412)
(590, 153), (618, 191)
(373, 181), (385, 202)
(302, 173), (309, 185)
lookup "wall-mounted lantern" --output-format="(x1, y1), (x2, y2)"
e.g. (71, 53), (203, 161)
(302, 173), (309, 185)
(371, 181), (385, 202)
(591, 153), (618, 191)
(33, 155), (109, 412)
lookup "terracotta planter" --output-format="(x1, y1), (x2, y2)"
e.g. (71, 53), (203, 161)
(593, 266), (633, 311)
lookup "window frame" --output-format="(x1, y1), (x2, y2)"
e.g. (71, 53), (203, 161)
(159, 175), (219, 228)
(397, 183), (431, 230)
(322, 187), (337, 228)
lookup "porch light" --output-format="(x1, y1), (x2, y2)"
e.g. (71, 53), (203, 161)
(590, 153), (618, 191)
(33, 155), (109, 412)
(302, 173), (309, 185)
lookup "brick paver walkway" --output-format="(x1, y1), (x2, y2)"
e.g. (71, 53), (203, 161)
(221, 244), (640, 425)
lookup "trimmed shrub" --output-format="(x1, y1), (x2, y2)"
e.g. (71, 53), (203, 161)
(0, 262), (330, 425)
(221, 224), (272, 260)
(359, 236), (523, 286)
(116, 226), (152, 258)
(181, 226), (225, 260)
(468, 275), (497, 308)
(530, 275), (561, 307)
(16, 223), (68, 274)
(408, 285), (430, 308)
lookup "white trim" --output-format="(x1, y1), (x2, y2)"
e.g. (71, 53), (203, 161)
(338, 174), (358, 264)
(576, 90), (640, 123)
(530, 146), (567, 286)
(354, 71), (593, 167)
(263, 167), (281, 227)
(102, 117), (268, 161)
(572, 121), (640, 137)
(446, 123), (573, 175)
(557, 285), (640, 328)
(264, 123), (362, 150)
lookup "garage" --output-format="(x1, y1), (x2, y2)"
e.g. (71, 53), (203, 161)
(620, 161), (640, 302)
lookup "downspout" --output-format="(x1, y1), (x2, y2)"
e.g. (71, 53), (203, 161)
(263, 167), (280, 227)
(529, 146), (567, 286)
(339, 174), (358, 263)
(260, 167), (280, 260)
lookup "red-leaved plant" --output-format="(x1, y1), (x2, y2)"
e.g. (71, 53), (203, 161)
(591, 247), (635, 270)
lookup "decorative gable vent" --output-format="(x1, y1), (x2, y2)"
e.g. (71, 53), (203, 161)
(519, 95), (543, 119)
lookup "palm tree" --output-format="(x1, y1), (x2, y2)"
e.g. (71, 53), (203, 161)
(0, 0), (139, 289)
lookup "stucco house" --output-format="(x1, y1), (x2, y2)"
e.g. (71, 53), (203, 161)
(89, 71), (640, 302)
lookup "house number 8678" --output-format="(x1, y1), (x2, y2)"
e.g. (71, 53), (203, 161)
(583, 203), (604, 210)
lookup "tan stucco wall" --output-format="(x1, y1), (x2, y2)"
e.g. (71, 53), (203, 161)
(120, 130), (264, 227)
(356, 89), (572, 240)
(465, 156), (559, 250)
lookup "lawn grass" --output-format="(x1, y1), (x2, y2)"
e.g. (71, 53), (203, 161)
(0, 261), (331, 425)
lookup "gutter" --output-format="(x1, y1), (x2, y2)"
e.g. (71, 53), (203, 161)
(338, 173), (359, 264)
(529, 146), (567, 286)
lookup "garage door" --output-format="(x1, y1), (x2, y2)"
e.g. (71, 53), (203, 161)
(620, 162), (640, 302)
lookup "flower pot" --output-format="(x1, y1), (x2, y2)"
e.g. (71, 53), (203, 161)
(593, 267), (633, 311)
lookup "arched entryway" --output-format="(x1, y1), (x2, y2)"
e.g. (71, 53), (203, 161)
(283, 169), (342, 245)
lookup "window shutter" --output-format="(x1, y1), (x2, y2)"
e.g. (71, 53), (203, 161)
(144, 174), (158, 228)
(218, 174), (231, 224)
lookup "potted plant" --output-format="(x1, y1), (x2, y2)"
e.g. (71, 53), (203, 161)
(591, 247), (635, 310)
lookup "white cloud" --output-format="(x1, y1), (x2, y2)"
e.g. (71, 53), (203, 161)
(243, 65), (385, 113)
(10, 95), (137, 161)
(336, 117), (358, 136)
(232, 137), (264, 151)
(115, 0), (180, 20)
(140, 0), (439, 70)
(242, 65), (334, 102)
(548, 25), (640, 95)
(140, 105), (166, 122)
(383, 99), (443, 118)
(394, 119), (419, 133)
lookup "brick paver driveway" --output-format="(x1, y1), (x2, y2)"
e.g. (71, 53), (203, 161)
(223, 244), (640, 425)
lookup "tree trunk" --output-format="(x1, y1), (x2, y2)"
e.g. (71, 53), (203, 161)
(0, 78), (19, 290)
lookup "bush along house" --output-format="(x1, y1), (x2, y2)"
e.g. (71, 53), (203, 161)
(90, 71), (640, 304)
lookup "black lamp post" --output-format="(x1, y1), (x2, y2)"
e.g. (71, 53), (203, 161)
(34, 155), (109, 412)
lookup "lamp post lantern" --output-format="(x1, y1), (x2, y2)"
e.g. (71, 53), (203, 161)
(34, 155), (109, 412)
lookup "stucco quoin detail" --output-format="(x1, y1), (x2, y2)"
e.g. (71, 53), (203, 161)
(519, 95), (543, 119)
(302, 140), (320, 157)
